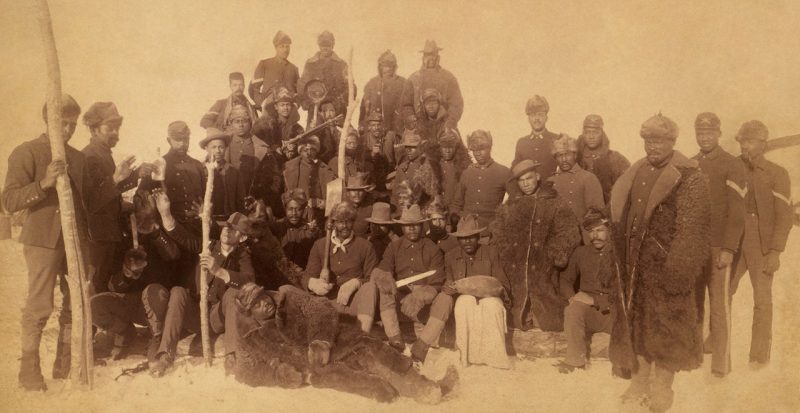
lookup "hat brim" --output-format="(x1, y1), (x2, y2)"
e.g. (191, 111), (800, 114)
(509, 165), (540, 182)
(450, 227), (486, 238)
(392, 217), (430, 225)
(200, 133), (232, 149)
(365, 218), (395, 225)
(345, 184), (375, 192)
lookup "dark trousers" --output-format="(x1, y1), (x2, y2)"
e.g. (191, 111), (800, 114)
(704, 247), (732, 374)
(563, 300), (612, 366)
(87, 240), (118, 294)
(731, 213), (773, 363)
(90, 284), (169, 336)
(21, 242), (71, 354)
(158, 286), (240, 356)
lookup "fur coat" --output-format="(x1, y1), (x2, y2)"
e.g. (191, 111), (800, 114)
(490, 182), (580, 331)
(607, 151), (710, 373)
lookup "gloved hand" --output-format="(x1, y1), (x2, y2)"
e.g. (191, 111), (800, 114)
(763, 250), (781, 275)
(336, 278), (362, 306)
(715, 249), (734, 269)
(400, 294), (425, 320)
(371, 268), (397, 295)
(308, 277), (333, 296)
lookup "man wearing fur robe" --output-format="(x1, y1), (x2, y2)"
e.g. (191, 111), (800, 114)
(391, 130), (441, 207)
(608, 114), (710, 413)
(233, 283), (458, 404)
(490, 159), (580, 332)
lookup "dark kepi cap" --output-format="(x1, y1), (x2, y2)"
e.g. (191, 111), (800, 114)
(525, 95), (549, 115)
(167, 121), (190, 140)
(83, 102), (123, 127)
(694, 112), (720, 131)
(640, 113), (678, 140)
(366, 109), (383, 123)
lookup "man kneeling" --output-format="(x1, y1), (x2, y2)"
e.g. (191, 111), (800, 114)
(234, 283), (458, 404)
(555, 208), (614, 373)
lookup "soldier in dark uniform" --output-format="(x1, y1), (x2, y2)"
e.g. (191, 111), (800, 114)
(450, 130), (510, 227)
(252, 87), (304, 160)
(405, 40), (463, 130)
(512, 95), (558, 179)
(269, 188), (321, 270)
(200, 128), (245, 219)
(226, 104), (269, 198)
(162, 121), (205, 222)
(250, 30), (300, 110)
(691, 112), (746, 377)
(438, 130), (472, 212)
(731, 120), (793, 368)
(297, 31), (351, 118)
(200, 72), (257, 131)
(82, 102), (153, 294)
(365, 202), (398, 260)
(360, 50), (413, 133)
(283, 136), (336, 223)
(576, 114), (630, 204)
(343, 173), (376, 238)
(2, 95), (89, 390)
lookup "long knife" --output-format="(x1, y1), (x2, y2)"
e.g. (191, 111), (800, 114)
(396, 270), (437, 288)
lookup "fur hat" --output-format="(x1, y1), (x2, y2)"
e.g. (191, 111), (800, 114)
(582, 207), (609, 231)
(551, 133), (577, 155)
(199, 127), (231, 149)
(299, 135), (321, 152)
(425, 202), (448, 219)
(401, 130), (422, 147)
(640, 113), (678, 141)
(583, 114), (604, 129)
(273, 30), (291, 46)
(735, 120), (769, 142)
(83, 101), (123, 127)
(467, 130), (493, 148)
(438, 129), (461, 147)
(525, 95), (549, 115)
(378, 50), (397, 67)
(282, 188), (309, 207)
(694, 112), (720, 131)
(318, 30), (335, 47)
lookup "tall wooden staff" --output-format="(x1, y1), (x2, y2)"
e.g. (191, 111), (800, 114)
(34, 0), (94, 387)
(199, 163), (215, 366)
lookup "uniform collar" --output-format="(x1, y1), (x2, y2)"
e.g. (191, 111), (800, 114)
(529, 129), (549, 139)
(697, 145), (722, 160)
(400, 237), (423, 249)
(472, 159), (495, 169)
(89, 137), (113, 153)
(556, 163), (582, 174)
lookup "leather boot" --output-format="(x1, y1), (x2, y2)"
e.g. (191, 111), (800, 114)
(52, 323), (72, 379)
(19, 351), (47, 391)
(649, 365), (675, 413)
(622, 356), (651, 404)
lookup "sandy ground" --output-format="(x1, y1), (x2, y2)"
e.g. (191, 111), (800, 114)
(0, 229), (797, 413)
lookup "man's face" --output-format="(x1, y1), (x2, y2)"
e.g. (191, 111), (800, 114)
(220, 226), (244, 247)
(333, 219), (354, 240)
(695, 129), (721, 154)
(470, 145), (491, 165)
(402, 223), (422, 241)
(430, 216), (446, 230)
(367, 120), (383, 137)
(555, 151), (576, 172)
(588, 225), (609, 250)
(379, 64), (395, 78)
(347, 189), (365, 206)
(405, 146), (420, 160)
(285, 200), (304, 225)
(61, 114), (79, 143)
(93, 121), (122, 148)
(167, 136), (190, 153)
(458, 234), (480, 255)
(440, 145), (455, 161)
(229, 116), (251, 138)
(230, 79), (245, 97)
(404, 114), (418, 131)
(276, 43), (291, 60)
(644, 136), (675, 166)
(251, 295), (276, 323)
(300, 145), (318, 162)
(528, 112), (548, 133)
(422, 53), (437, 69)
(345, 135), (358, 151)
(739, 138), (766, 162)
(583, 127), (603, 149)
(319, 45), (333, 58)
(275, 101), (292, 119)
(206, 139), (227, 162)
(517, 171), (539, 195)
(397, 192), (412, 208)
(423, 99), (440, 118)
(321, 103), (336, 120)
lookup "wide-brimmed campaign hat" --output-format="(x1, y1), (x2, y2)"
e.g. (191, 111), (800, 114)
(365, 202), (394, 225)
(509, 159), (541, 182)
(199, 127), (232, 149)
(451, 214), (486, 238)
(393, 204), (429, 225)
(216, 212), (252, 234)
(344, 173), (375, 191)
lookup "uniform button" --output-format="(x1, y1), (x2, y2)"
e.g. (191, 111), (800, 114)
(477, 189), (481, 192)
(641, 182), (646, 186)
(637, 199), (642, 203)
(536, 219), (541, 223)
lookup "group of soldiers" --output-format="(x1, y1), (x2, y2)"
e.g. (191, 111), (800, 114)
(2, 29), (794, 412)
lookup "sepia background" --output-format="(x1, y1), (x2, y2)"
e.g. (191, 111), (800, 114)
(0, 0), (798, 412)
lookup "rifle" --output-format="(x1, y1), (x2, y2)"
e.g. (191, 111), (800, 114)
(283, 114), (344, 147)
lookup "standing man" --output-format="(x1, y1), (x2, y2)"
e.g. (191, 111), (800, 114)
(438, 130), (472, 211)
(360, 50), (412, 133)
(162, 121), (205, 223)
(731, 120), (792, 368)
(200, 128), (245, 219)
(297, 31), (350, 117)
(226, 104), (269, 196)
(82, 102), (151, 293)
(513, 95), (558, 179)
(250, 30), (300, 110)
(691, 112), (746, 377)
(200, 72), (257, 131)
(282, 136), (336, 222)
(450, 130), (510, 227)
(2, 95), (89, 390)
(608, 114), (709, 412)
(405, 40), (463, 129)
(576, 114), (630, 204)
(547, 134), (604, 238)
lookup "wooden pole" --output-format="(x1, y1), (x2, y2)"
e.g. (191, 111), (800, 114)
(199, 163), (215, 366)
(34, 0), (93, 387)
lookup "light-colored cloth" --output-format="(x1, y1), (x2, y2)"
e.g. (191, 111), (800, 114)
(454, 295), (510, 369)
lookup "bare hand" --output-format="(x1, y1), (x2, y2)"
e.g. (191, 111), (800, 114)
(151, 189), (171, 215)
(113, 155), (136, 184)
(41, 159), (67, 189)
(764, 251), (781, 275)
(137, 162), (156, 178)
(199, 253), (220, 276)
(715, 250), (734, 269)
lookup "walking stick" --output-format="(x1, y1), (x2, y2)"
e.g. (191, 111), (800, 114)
(199, 163), (215, 366)
(34, 0), (94, 387)
(130, 214), (139, 249)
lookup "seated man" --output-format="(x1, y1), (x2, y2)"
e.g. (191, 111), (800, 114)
(269, 188), (321, 270)
(343, 173), (376, 237)
(416, 88), (448, 144)
(91, 190), (180, 361)
(425, 202), (459, 254)
(391, 130), (440, 208)
(233, 283), (458, 404)
(200, 128), (245, 219)
(328, 129), (375, 182)
(365, 202), (398, 260)
(556, 208), (615, 373)
(443, 214), (511, 369)
(150, 212), (255, 376)
(303, 202), (379, 333)
(370, 205), (451, 361)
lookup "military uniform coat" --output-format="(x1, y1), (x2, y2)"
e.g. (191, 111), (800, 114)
(406, 65), (463, 129)
(738, 155), (793, 254)
(692, 146), (746, 251)
(163, 149), (206, 221)
(282, 157), (336, 202)
(576, 132), (630, 204)
(547, 164), (604, 221)
(512, 130), (559, 179)
(360, 73), (413, 132)
(451, 161), (511, 224)
(297, 52), (351, 114)
(250, 57), (300, 107)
